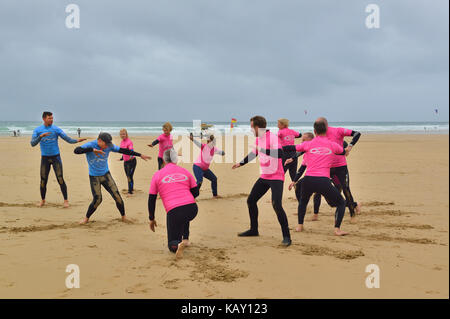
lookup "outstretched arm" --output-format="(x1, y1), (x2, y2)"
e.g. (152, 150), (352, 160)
(257, 147), (284, 159)
(192, 139), (202, 148)
(74, 146), (93, 154)
(59, 130), (79, 144)
(118, 148), (151, 161)
(239, 152), (257, 166)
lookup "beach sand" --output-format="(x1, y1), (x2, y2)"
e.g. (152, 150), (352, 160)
(0, 134), (448, 298)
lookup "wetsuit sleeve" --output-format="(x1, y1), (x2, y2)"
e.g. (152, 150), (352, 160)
(187, 172), (199, 198)
(74, 146), (93, 154)
(295, 151), (305, 159)
(258, 148), (284, 158)
(215, 148), (225, 156)
(148, 194), (157, 221)
(192, 139), (202, 148)
(58, 129), (78, 144)
(282, 145), (297, 153)
(343, 141), (348, 149)
(118, 148), (142, 157)
(349, 131), (361, 146)
(239, 152), (257, 166)
(293, 165), (307, 182)
(30, 130), (42, 147)
(190, 186), (199, 198)
(151, 139), (160, 146)
(295, 131), (302, 138)
(74, 141), (95, 154)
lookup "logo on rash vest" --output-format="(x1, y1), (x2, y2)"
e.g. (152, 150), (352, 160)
(310, 147), (332, 155)
(162, 173), (188, 183)
(283, 136), (294, 141)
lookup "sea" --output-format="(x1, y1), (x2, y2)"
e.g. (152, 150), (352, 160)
(0, 121), (448, 136)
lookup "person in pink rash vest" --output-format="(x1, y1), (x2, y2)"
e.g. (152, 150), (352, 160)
(190, 133), (225, 198)
(232, 116), (291, 247)
(148, 148), (199, 259)
(283, 120), (348, 236)
(316, 117), (362, 222)
(119, 129), (137, 195)
(148, 122), (174, 170)
(277, 118), (302, 181)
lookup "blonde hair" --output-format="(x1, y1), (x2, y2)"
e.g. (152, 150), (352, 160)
(163, 122), (173, 132)
(119, 128), (129, 138)
(278, 118), (289, 128)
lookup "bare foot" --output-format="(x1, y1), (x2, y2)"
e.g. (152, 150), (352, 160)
(79, 217), (89, 225)
(175, 242), (186, 259)
(355, 203), (362, 215)
(121, 215), (133, 223)
(295, 224), (304, 232)
(350, 216), (357, 224)
(182, 239), (191, 247)
(126, 193), (134, 198)
(311, 214), (319, 221)
(63, 200), (69, 208)
(334, 228), (349, 236)
(213, 195), (222, 199)
(37, 200), (45, 207)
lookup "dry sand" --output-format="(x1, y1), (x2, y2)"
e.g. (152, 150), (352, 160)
(0, 134), (448, 298)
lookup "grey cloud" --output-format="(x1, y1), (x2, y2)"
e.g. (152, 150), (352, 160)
(0, 0), (448, 122)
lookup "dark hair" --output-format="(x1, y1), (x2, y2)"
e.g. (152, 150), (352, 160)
(42, 111), (53, 119)
(208, 135), (215, 142)
(314, 121), (327, 135)
(250, 116), (267, 128)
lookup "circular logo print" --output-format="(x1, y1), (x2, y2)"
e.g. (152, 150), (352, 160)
(310, 147), (332, 155)
(162, 173), (189, 183)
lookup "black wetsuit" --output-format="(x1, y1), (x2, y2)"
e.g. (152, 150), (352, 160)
(148, 187), (199, 253)
(151, 139), (164, 170)
(74, 146), (142, 218)
(40, 155), (68, 200)
(238, 140), (291, 243)
(121, 157), (137, 194)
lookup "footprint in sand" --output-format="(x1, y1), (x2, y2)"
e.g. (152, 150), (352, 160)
(293, 243), (365, 260)
(162, 279), (181, 289)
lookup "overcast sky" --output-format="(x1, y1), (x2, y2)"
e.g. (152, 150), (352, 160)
(0, 0), (448, 122)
